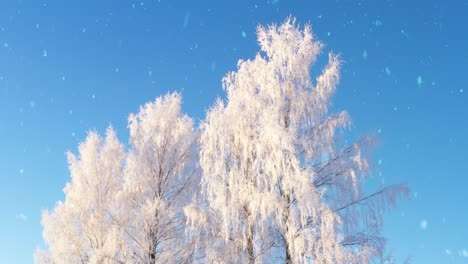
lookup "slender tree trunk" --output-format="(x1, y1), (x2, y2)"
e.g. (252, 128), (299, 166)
(283, 105), (293, 264)
(283, 193), (292, 264)
(285, 246), (292, 264)
(244, 153), (255, 264)
(247, 223), (255, 264)
(149, 231), (157, 264)
(244, 204), (255, 264)
(149, 209), (159, 264)
(149, 246), (156, 264)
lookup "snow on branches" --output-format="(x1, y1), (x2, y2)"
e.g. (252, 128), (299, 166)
(36, 18), (407, 264)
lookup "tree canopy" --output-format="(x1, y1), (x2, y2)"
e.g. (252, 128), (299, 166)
(36, 18), (407, 264)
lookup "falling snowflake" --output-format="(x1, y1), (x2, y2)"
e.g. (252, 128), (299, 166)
(401, 29), (409, 37)
(420, 219), (428, 230)
(183, 11), (190, 28)
(461, 249), (468, 257)
(362, 50), (368, 60)
(16, 213), (27, 221)
(384, 67), (391, 76)
(417, 75), (423, 87)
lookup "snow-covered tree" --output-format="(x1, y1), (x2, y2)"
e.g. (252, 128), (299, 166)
(117, 92), (198, 263)
(36, 127), (125, 264)
(186, 18), (407, 263)
(36, 17), (406, 264)
(36, 93), (198, 264)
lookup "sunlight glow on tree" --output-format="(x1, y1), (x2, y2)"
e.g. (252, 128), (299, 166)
(186, 17), (407, 263)
(36, 18), (407, 264)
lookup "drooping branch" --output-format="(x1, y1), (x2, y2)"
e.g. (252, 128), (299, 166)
(333, 184), (408, 213)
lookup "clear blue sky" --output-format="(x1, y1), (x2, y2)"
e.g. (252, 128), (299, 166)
(0, 0), (466, 263)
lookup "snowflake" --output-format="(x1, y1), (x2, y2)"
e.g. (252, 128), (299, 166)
(417, 75), (422, 87)
(384, 67), (391, 76)
(420, 219), (428, 230)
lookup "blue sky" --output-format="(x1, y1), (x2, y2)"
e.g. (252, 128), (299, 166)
(0, 0), (467, 263)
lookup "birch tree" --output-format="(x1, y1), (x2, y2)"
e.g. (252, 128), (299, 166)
(37, 127), (125, 264)
(187, 18), (407, 263)
(117, 92), (198, 263)
(35, 17), (407, 264)
(36, 93), (198, 264)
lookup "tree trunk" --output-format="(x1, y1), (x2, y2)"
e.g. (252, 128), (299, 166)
(149, 233), (156, 264)
(285, 244), (292, 264)
(149, 252), (156, 264)
(247, 235), (255, 264)
(283, 193), (292, 264)
(246, 218), (255, 264)
(283, 109), (293, 264)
